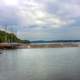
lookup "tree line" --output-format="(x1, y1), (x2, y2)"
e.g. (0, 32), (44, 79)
(0, 30), (30, 44)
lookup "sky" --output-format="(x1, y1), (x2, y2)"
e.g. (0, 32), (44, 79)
(0, 0), (80, 40)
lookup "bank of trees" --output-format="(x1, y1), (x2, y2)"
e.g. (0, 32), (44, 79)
(0, 30), (30, 43)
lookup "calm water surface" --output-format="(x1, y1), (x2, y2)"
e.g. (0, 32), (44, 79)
(0, 48), (80, 80)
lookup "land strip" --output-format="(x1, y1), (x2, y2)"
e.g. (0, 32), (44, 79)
(0, 43), (79, 49)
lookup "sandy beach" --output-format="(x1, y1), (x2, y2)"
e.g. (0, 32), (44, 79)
(22, 44), (79, 48)
(0, 43), (79, 49)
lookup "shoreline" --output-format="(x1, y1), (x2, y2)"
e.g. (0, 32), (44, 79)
(0, 43), (79, 49)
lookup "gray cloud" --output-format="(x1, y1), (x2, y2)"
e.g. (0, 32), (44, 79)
(0, 0), (80, 40)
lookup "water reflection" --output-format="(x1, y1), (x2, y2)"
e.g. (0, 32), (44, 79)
(0, 48), (80, 80)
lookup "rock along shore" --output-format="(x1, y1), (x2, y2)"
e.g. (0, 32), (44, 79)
(0, 43), (79, 49)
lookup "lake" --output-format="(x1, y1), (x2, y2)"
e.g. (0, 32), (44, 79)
(0, 48), (80, 80)
(31, 42), (80, 45)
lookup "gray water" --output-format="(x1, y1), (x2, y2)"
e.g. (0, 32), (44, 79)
(0, 48), (80, 80)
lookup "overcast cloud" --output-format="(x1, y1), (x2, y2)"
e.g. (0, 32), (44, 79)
(0, 0), (80, 40)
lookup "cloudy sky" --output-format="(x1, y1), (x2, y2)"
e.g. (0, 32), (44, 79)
(0, 0), (80, 40)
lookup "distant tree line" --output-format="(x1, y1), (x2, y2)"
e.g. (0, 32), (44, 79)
(0, 30), (30, 44)
(31, 40), (80, 43)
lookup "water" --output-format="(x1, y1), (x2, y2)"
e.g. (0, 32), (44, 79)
(31, 42), (63, 45)
(31, 42), (80, 45)
(0, 48), (80, 80)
